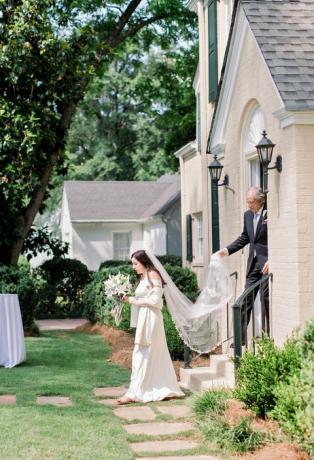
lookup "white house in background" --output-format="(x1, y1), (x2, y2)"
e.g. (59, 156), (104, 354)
(60, 174), (181, 270)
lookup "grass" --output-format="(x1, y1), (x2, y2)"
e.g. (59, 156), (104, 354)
(191, 388), (230, 416)
(192, 390), (265, 454)
(0, 331), (131, 460)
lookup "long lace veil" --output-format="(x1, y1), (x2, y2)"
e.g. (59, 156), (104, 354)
(145, 248), (232, 354)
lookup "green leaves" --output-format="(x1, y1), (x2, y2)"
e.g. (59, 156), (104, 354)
(0, 0), (196, 261)
(65, 41), (197, 183)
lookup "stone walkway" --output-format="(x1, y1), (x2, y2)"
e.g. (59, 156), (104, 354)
(1, 322), (220, 458)
(94, 385), (220, 460)
(36, 318), (88, 331)
(0, 386), (220, 459)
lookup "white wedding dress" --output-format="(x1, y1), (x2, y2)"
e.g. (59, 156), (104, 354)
(124, 275), (185, 402)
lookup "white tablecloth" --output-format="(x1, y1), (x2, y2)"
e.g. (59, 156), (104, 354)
(0, 294), (26, 368)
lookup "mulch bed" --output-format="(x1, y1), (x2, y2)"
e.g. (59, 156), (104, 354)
(223, 399), (310, 460)
(76, 322), (209, 378)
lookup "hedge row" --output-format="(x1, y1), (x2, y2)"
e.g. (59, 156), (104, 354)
(0, 256), (196, 360)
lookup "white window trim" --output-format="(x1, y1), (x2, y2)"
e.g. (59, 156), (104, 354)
(193, 213), (204, 263)
(112, 231), (132, 261)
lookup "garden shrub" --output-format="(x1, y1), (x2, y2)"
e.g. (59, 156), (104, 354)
(164, 263), (199, 301)
(301, 318), (314, 358)
(83, 265), (136, 331)
(157, 255), (182, 266)
(271, 356), (314, 455)
(98, 255), (182, 271)
(83, 263), (199, 359)
(99, 260), (130, 270)
(270, 320), (314, 456)
(36, 257), (91, 318)
(234, 335), (301, 418)
(0, 263), (42, 333)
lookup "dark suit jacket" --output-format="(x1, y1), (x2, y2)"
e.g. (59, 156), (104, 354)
(227, 208), (268, 277)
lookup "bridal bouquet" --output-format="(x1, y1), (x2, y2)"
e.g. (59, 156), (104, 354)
(104, 273), (132, 326)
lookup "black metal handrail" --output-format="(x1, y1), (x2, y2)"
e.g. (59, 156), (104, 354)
(232, 273), (273, 365)
(226, 271), (238, 343)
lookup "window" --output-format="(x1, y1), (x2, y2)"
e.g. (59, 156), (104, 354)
(195, 214), (204, 259)
(244, 106), (265, 189)
(208, 0), (218, 102)
(113, 232), (131, 260)
(250, 158), (263, 188)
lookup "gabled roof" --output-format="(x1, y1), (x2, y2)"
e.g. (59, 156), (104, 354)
(63, 174), (180, 222)
(208, 0), (314, 153)
(242, 0), (314, 111)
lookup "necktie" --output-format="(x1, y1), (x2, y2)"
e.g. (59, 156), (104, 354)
(253, 213), (259, 236)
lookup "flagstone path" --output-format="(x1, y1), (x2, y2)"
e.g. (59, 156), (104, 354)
(25, 320), (220, 458)
(0, 395), (16, 405)
(93, 386), (221, 460)
(36, 318), (88, 331)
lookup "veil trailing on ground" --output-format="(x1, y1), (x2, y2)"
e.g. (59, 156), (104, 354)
(145, 248), (232, 354)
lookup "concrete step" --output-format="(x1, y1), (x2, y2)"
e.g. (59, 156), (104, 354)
(201, 377), (234, 391)
(180, 354), (235, 392)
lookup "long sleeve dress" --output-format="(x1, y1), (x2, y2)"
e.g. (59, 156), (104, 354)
(124, 275), (185, 403)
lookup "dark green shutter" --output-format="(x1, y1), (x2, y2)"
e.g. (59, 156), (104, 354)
(186, 214), (193, 262)
(208, 0), (218, 102)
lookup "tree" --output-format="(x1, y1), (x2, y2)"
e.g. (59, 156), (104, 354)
(65, 41), (197, 183)
(0, 0), (196, 264)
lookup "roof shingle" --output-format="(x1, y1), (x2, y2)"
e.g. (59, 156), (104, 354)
(64, 175), (180, 222)
(242, 0), (314, 111)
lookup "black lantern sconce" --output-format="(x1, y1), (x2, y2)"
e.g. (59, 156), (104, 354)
(208, 155), (230, 187)
(208, 154), (229, 253)
(255, 130), (282, 193)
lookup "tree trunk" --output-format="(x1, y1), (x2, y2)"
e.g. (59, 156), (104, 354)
(0, 157), (56, 265)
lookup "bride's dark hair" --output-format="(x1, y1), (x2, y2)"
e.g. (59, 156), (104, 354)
(131, 250), (166, 287)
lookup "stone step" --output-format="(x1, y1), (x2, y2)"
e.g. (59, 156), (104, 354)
(114, 406), (156, 421)
(180, 367), (216, 390)
(94, 386), (127, 398)
(0, 395), (16, 405)
(130, 440), (199, 454)
(155, 405), (191, 418)
(139, 456), (219, 460)
(36, 396), (73, 406)
(124, 421), (194, 436)
(180, 354), (235, 392)
(201, 378), (234, 391)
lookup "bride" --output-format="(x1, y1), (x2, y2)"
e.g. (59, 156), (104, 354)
(117, 249), (231, 404)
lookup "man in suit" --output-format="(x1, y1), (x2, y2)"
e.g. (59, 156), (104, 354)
(219, 186), (269, 344)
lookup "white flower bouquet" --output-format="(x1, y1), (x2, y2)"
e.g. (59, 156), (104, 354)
(104, 273), (132, 325)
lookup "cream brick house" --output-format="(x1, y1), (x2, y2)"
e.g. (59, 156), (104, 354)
(180, 0), (314, 345)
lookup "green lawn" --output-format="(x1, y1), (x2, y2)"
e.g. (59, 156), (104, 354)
(0, 331), (132, 460)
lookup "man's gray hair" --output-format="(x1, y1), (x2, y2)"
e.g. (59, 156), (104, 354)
(247, 186), (266, 203)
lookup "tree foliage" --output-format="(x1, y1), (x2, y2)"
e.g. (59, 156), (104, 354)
(0, 0), (196, 264)
(65, 42), (197, 182)
(22, 225), (69, 261)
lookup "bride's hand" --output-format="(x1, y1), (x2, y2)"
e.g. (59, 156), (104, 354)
(121, 295), (129, 303)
